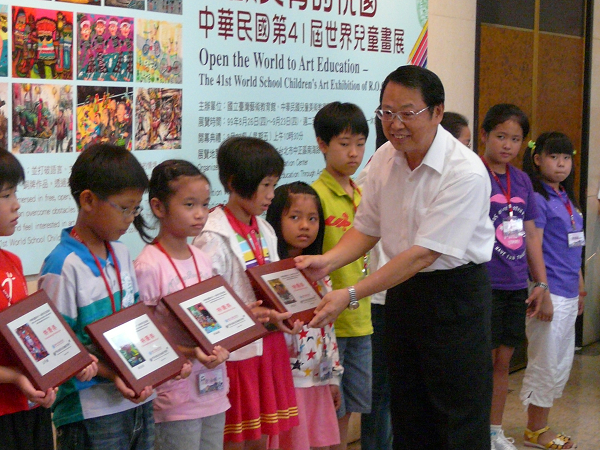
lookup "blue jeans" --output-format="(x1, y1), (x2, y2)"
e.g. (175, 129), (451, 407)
(56, 402), (155, 450)
(360, 304), (392, 450)
(336, 335), (372, 418)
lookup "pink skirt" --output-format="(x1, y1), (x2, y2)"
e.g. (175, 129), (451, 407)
(224, 332), (299, 442)
(270, 385), (340, 450)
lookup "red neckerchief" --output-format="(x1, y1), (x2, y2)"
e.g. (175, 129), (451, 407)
(71, 228), (123, 313)
(0, 249), (28, 309)
(482, 158), (514, 217)
(152, 240), (201, 287)
(223, 206), (266, 266)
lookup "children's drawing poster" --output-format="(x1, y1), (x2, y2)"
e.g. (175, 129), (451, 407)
(147, 0), (182, 15)
(136, 19), (181, 84)
(12, 7), (73, 80)
(135, 87), (181, 150)
(0, 6), (8, 77)
(105, 0), (144, 11)
(13, 83), (73, 154)
(0, 82), (7, 149)
(76, 85), (133, 151)
(57, 0), (101, 6)
(77, 13), (133, 82)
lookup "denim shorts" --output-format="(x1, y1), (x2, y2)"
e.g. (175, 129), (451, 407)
(55, 402), (154, 450)
(336, 335), (372, 418)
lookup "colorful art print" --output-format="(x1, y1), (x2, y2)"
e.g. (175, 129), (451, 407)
(77, 14), (134, 83)
(148, 0), (183, 15)
(76, 86), (133, 152)
(268, 278), (296, 305)
(135, 88), (182, 150)
(57, 0), (101, 5)
(0, 7), (7, 77)
(105, 0), (144, 11)
(187, 302), (221, 334)
(0, 83), (8, 150)
(16, 323), (49, 362)
(136, 19), (182, 84)
(12, 83), (74, 154)
(12, 7), (73, 80)
(114, 339), (145, 368)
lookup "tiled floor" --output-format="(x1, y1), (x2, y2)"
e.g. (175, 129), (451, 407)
(349, 341), (600, 449)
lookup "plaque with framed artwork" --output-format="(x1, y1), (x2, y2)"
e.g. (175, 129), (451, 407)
(161, 275), (268, 354)
(85, 302), (186, 397)
(0, 290), (93, 392)
(246, 258), (323, 329)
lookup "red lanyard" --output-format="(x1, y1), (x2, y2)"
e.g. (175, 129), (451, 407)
(482, 159), (513, 216)
(552, 185), (576, 230)
(0, 249), (28, 308)
(153, 241), (201, 288)
(223, 206), (266, 266)
(71, 229), (123, 314)
(350, 179), (362, 214)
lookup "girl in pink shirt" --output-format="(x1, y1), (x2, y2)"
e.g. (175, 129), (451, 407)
(135, 160), (230, 450)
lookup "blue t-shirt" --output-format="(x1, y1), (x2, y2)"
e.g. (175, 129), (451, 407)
(534, 183), (583, 298)
(485, 165), (539, 289)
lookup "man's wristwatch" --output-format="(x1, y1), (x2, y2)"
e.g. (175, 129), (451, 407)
(534, 281), (549, 291)
(347, 286), (359, 310)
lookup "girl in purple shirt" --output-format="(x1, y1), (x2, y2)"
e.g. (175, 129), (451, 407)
(521, 132), (584, 450)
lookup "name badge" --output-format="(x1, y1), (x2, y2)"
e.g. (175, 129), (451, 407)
(568, 231), (585, 248)
(198, 368), (224, 395)
(314, 358), (333, 382)
(503, 216), (524, 239)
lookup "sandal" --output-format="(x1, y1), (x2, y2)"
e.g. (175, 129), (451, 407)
(524, 426), (577, 449)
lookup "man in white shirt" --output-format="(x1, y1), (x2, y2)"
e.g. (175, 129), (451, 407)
(297, 65), (495, 450)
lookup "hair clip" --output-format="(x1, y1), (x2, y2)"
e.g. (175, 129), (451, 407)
(527, 140), (536, 151)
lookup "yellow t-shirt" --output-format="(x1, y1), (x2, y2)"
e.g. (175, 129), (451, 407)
(312, 169), (372, 337)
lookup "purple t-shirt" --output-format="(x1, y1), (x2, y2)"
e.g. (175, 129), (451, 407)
(534, 183), (583, 298)
(485, 165), (539, 289)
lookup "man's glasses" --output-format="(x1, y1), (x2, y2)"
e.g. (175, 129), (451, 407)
(375, 106), (430, 123)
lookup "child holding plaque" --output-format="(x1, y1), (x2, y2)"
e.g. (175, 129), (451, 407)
(135, 160), (230, 450)
(266, 182), (342, 450)
(0, 149), (55, 450)
(193, 136), (301, 450)
(38, 144), (156, 450)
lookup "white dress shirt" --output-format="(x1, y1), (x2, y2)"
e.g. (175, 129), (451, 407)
(354, 125), (494, 271)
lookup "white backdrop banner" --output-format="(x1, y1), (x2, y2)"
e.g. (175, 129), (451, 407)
(0, 0), (428, 274)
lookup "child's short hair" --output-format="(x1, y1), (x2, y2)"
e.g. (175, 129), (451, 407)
(313, 102), (369, 145)
(523, 131), (578, 207)
(217, 136), (284, 199)
(266, 181), (325, 259)
(441, 112), (469, 140)
(69, 143), (148, 206)
(0, 149), (25, 189)
(481, 103), (530, 137)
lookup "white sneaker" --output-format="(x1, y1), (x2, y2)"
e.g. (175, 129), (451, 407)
(492, 429), (518, 450)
